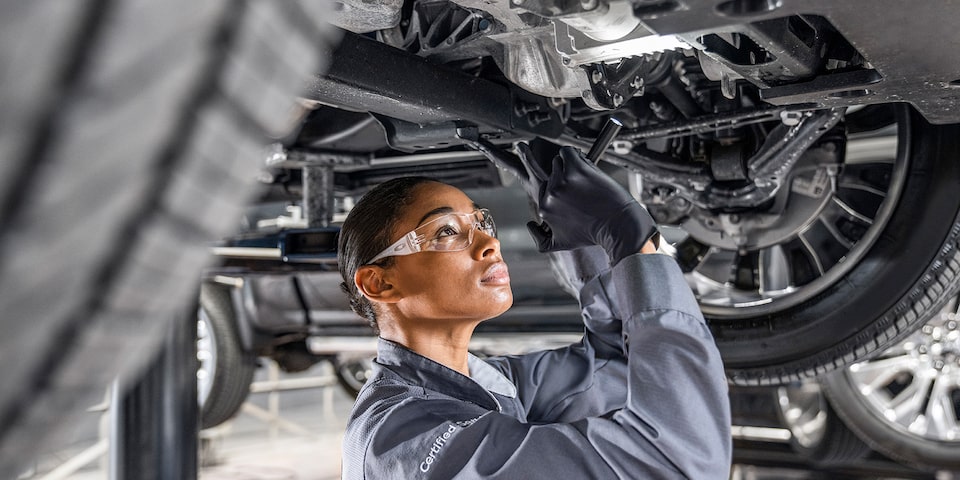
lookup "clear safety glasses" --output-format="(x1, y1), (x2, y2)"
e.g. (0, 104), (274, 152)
(366, 209), (497, 264)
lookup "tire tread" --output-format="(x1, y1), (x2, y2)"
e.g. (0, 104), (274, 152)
(0, 0), (334, 474)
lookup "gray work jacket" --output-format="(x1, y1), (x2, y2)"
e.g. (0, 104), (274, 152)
(341, 253), (732, 479)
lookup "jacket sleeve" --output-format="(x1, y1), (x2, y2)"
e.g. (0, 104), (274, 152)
(361, 254), (732, 479)
(487, 250), (684, 423)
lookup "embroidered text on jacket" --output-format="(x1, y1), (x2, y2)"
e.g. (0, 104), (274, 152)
(419, 424), (458, 472)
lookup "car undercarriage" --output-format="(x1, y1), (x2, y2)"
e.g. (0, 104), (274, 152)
(210, 0), (960, 386)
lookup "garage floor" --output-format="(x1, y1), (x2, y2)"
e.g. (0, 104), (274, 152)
(26, 360), (948, 480)
(198, 361), (351, 480)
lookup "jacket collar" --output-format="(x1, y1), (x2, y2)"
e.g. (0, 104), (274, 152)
(375, 338), (516, 412)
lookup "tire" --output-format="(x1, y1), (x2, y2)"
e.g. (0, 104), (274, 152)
(0, 1), (337, 475)
(821, 296), (960, 470)
(708, 106), (960, 385)
(198, 282), (256, 430)
(775, 382), (871, 466)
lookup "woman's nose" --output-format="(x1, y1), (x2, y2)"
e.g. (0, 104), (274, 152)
(473, 228), (500, 259)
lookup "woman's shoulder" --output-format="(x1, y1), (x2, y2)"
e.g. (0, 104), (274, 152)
(351, 368), (423, 415)
(354, 376), (489, 420)
(344, 378), (485, 454)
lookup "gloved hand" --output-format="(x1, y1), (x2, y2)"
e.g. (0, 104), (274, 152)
(516, 144), (659, 266)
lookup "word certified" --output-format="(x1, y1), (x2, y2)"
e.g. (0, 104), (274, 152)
(419, 424), (458, 473)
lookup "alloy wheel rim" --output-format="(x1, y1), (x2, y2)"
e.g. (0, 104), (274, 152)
(665, 107), (910, 318)
(777, 382), (829, 448)
(844, 299), (960, 442)
(197, 309), (217, 407)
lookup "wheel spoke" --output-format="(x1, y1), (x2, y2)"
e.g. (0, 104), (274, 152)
(831, 197), (874, 225)
(849, 355), (919, 394)
(796, 232), (825, 275)
(888, 374), (934, 428)
(758, 245), (792, 294)
(843, 136), (898, 165)
(926, 376), (960, 440)
(838, 179), (887, 197)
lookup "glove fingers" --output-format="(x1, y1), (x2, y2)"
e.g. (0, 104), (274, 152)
(558, 146), (593, 174)
(525, 221), (554, 252)
(517, 142), (551, 182)
(551, 154), (564, 185)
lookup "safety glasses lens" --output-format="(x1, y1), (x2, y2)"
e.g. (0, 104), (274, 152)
(417, 209), (495, 252)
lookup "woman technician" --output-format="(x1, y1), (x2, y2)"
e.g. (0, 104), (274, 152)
(337, 144), (731, 479)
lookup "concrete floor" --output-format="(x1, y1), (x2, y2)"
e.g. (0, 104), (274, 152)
(198, 362), (352, 480)
(25, 361), (351, 480)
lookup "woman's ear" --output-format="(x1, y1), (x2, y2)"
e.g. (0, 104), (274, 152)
(355, 265), (401, 303)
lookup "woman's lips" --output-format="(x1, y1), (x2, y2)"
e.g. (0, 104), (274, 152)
(480, 262), (510, 285)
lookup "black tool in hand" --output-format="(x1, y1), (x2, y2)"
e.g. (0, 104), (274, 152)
(585, 117), (623, 164)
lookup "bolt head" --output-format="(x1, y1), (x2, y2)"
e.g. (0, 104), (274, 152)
(612, 140), (633, 155)
(780, 110), (803, 126)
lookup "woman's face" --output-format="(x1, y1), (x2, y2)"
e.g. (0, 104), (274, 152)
(384, 182), (513, 323)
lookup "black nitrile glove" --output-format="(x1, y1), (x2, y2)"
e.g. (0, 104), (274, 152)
(516, 144), (659, 266)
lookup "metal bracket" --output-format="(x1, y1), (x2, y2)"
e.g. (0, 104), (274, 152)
(583, 56), (651, 109)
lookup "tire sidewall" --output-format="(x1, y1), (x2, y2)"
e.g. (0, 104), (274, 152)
(199, 282), (257, 429)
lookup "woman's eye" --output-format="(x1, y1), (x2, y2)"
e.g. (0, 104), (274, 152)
(436, 225), (460, 238)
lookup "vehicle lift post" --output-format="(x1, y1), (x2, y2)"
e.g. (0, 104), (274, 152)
(303, 165), (335, 228)
(109, 311), (199, 480)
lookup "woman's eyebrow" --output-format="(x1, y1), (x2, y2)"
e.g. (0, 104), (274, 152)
(416, 203), (481, 226)
(417, 206), (454, 226)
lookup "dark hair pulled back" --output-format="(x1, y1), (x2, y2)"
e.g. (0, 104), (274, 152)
(338, 176), (437, 333)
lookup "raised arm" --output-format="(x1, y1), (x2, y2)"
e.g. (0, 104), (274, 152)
(477, 143), (663, 421)
(483, 245), (628, 422)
